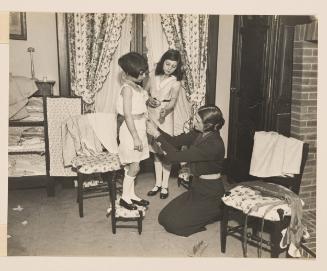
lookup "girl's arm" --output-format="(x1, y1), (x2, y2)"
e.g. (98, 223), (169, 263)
(122, 86), (143, 151)
(144, 76), (160, 108)
(157, 135), (224, 163)
(159, 81), (181, 121)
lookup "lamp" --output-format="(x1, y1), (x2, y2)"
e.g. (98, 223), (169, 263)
(27, 47), (35, 79)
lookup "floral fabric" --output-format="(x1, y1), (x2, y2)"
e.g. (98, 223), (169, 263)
(160, 14), (209, 117)
(107, 196), (146, 218)
(67, 13), (126, 110)
(72, 152), (121, 174)
(222, 185), (294, 221)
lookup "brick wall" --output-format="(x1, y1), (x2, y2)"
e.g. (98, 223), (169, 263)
(291, 23), (318, 211)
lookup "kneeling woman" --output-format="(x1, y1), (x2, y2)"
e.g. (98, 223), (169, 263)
(146, 105), (226, 237)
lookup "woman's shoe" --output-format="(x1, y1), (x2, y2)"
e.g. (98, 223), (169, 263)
(147, 186), (161, 196)
(131, 199), (150, 207)
(119, 198), (137, 210)
(160, 188), (169, 199)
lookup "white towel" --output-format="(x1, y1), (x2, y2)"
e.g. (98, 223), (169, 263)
(250, 131), (303, 177)
(87, 113), (119, 154)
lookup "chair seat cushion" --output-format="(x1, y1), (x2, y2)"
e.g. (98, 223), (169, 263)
(72, 152), (121, 174)
(222, 185), (294, 221)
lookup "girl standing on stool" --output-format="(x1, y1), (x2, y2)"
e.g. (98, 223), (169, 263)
(146, 49), (183, 199)
(116, 52), (154, 210)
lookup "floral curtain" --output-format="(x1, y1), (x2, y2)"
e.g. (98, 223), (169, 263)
(160, 14), (209, 116)
(95, 14), (132, 113)
(67, 13), (126, 111)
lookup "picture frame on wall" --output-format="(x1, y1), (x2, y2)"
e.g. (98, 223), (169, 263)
(9, 12), (27, 40)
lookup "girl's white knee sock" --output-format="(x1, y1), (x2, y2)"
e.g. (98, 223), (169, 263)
(122, 173), (135, 203)
(127, 174), (140, 201)
(162, 163), (172, 189)
(154, 158), (163, 188)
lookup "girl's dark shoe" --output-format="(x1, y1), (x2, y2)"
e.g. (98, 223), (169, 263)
(160, 188), (169, 199)
(147, 186), (161, 196)
(119, 198), (137, 210)
(131, 199), (150, 207)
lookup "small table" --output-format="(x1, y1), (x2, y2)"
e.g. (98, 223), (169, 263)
(35, 80), (55, 96)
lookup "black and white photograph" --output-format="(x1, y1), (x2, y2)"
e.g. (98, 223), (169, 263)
(1, 0), (326, 270)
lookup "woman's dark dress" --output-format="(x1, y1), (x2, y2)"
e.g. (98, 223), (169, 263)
(155, 129), (225, 237)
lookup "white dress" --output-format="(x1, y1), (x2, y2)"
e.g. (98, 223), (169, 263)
(116, 83), (149, 164)
(148, 75), (177, 136)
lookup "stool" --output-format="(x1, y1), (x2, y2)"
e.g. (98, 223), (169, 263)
(72, 152), (144, 234)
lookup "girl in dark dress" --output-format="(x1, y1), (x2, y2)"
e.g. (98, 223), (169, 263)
(146, 105), (226, 236)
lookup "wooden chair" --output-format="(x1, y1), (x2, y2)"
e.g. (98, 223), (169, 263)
(45, 97), (143, 234)
(220, 142), (309, 258)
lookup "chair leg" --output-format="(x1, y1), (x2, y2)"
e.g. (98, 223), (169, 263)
(271, 221), (282, 258)
(77, 173), (84, 218)
(138, 211), (143, 235)
(220, 203), (229, 253)
(103, 171), (117, 234)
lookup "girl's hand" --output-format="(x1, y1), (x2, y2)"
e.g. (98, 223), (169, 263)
(147, 97), (161, 108)
(133, 136), (143, 152)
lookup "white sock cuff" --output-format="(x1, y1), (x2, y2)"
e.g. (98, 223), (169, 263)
(124, 173), (136, 182)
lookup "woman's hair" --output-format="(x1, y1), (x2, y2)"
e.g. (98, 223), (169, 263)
(197, 105), (225, 132)
(118, 52), (148, 79)
(155, 49), (183, 81)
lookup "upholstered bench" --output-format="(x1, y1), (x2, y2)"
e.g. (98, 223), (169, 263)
(106, 197), (146, 234)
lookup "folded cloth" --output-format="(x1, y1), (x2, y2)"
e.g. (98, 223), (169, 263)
(250, 131), (303, 177)
(9, 75), (38, 118)
(86, 113), (118, 154)
(61, 115), (103, 166)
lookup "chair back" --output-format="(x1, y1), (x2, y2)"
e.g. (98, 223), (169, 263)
(44, 97), (82, 176)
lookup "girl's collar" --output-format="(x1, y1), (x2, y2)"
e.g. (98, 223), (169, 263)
(123, 79), (142, 90)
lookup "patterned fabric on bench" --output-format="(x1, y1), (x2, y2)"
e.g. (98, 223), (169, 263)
(107, 197), (146, 218)
(222, 185), (298, 221)
(72, 152), (121, 174)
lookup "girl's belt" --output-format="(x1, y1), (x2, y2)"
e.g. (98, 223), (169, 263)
(117, 113), (145, 120)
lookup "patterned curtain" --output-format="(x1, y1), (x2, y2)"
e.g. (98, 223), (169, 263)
(67, 13), (126, 112)
(160, 14), (209, 116)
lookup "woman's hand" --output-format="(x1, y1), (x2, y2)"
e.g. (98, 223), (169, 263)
(133, 136), (143, 152)
(147, 97), (161, 108)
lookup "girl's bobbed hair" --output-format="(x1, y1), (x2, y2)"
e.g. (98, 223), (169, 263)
(118, 52), (148, 79)
(155, 49), (183, 81)
(197, 105), (225, 132)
